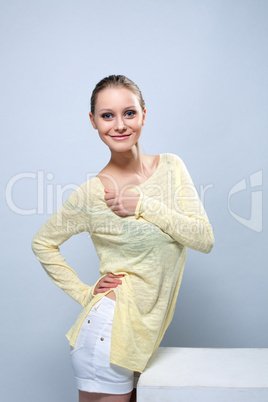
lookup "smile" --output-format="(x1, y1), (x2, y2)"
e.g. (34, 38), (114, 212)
(109, 134), (132, 141)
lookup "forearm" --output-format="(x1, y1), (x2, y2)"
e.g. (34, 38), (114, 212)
(31, 183), (95, 306)
(31, 235), (95, 306)
(135, 194), (214, 253)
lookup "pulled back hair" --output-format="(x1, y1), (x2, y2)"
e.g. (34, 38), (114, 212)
(90, 75), (145, 115)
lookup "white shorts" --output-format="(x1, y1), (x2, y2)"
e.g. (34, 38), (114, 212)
(70, 296), (134, 394)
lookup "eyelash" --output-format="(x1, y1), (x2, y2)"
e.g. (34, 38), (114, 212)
(101, 110), (136, 119)
(125, 110), (136, 117)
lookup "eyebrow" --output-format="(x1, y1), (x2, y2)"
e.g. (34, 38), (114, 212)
(98, 105), (138, 113)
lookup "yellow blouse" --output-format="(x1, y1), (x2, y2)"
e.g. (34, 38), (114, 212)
(31, 153), (214, 373)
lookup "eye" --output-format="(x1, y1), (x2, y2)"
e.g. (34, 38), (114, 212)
(125, 110), (136, 118)
(101, 113), (113, 119)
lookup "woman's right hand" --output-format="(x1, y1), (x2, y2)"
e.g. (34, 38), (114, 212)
(93, 273), (124, 295)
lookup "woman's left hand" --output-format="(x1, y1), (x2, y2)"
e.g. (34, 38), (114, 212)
(104, 189), (140, 216)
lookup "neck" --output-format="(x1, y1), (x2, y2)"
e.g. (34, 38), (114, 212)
(109, 143), (147, 178)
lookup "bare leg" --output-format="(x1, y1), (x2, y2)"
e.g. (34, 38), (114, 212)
(130, 388), (136, 402)
(79, 390), (133, 402)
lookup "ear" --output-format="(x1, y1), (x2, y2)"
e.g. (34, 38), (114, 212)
(142, 108), (146, 126)
(89, 112), (97, 130)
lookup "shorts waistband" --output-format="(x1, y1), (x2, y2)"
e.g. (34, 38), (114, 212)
(90, 296), (116, 320)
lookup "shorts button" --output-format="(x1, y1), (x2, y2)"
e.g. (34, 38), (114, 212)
(100, 337), (104, 341)
(88, 320), (90, 323)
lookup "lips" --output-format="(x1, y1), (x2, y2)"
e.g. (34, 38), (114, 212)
(110, 134), (131, 140)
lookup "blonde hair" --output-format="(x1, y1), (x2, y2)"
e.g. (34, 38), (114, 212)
(90, 75), (145, 115)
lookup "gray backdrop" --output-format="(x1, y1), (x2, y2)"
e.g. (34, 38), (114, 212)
(1, 0), (267, 401)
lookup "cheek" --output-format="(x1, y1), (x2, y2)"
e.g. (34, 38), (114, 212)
(96, 121), (112, 133)
(136, 120), (144, 131)
(130, 117), (143, 129)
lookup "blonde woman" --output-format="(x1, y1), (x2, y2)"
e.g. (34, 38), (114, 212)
(32, 75), (214, 402)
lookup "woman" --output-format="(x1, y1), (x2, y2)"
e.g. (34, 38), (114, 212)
(32, 75), (214, 402)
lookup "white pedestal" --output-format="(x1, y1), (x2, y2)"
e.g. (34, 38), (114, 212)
(137, 347), (268, 402)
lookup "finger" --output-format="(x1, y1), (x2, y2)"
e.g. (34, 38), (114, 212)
(109, 204), (118, 211)
(104, 190), (115, 197)
(98, 284), (119, 292)
(100, 283), (121, 290)
(104, 282), (121, 288)
(107, 273), (124, 277)
(106, 199), (117, 207)
(95, 287), (114, 294)
(94, 275), (123, 294)
(101, 274), (124, 283)
(104, 274), (122, 281)
(96, 282), (120, 294)
(104, 193), (116, 201)
(102, 278), (122, 286)
(102, 278), (123, 288)
(112, 208), (127, 216)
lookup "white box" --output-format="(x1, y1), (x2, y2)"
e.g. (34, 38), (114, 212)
(137, 347), (268, 401)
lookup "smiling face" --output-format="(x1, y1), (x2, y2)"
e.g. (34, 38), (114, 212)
(89, 86), (146, 153)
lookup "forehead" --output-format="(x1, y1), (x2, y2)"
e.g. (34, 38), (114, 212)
(95, 87), (139, 111)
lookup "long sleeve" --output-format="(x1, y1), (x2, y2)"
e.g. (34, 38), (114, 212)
(31, 181), (95, 306)
(134, 155), (214, 254)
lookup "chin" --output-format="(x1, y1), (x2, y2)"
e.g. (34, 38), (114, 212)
(105, 139), (140, 151)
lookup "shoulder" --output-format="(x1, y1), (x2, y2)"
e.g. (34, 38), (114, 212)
(162, 154), (193, 182)
(64, 177), (100, 208)
(79, 177), (100, 193)
(162, 153), (185, 169)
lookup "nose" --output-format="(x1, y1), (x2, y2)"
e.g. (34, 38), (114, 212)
(114, 116), (126, 132)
